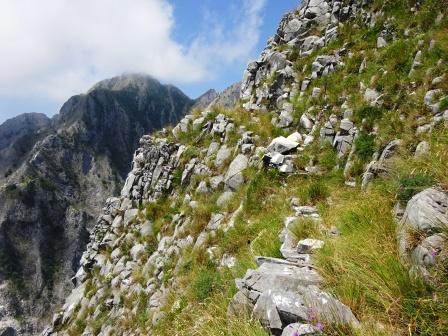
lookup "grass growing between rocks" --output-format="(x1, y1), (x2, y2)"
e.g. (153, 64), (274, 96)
(153, 169), (299, 335)
(317, 187), (420, 334)
(153, 6), (448, 335)
(154, 287), (269, 336)
(311, 97), (448, 334)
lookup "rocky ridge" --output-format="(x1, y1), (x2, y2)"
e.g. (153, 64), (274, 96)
(0, 113), (51, 179)
(228, 203), (358, 336)
(43, 109), (364, 335)
(16, 0), (448, 335)
(0, 74), (194, 335)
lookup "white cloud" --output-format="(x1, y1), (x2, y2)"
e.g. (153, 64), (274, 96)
(0, 0), (266, 103)
(188, 0), (267, 74)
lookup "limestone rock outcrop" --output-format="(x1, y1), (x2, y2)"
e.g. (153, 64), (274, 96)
(0, 74), (192, 335)
(398, 188), (448, 280)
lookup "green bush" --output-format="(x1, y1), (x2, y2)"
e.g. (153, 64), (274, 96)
(355, 133), (376, 161)
(171, 168), (183, 186)
(346, 54), (364, 74)
(137, 310), (150, 328)
(180, 146), (200, 164)
(362, 25), (382, 45)
(289, 218), (320, 241)
(439, 97), (448, 112)
(244, 169), (282, 214)
(190, 268), (221, 301)
(353, 106), (384, 125)
(300, 180), (329, 205)
(145, 197), (172, 221)
(381, 40), (413, 75)
(319, 143), (338, 170)
(417, 0), (448, 30)
(397, 174), (436, 201)
(250, 227), (282, 258)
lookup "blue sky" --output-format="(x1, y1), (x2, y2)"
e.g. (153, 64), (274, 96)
(0, 0), (298, 124)
(169, 0), (298, 96)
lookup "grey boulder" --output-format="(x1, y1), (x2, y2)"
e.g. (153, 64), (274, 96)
(398, 188), (448, 269)
(267, 137), (299, 154)
(224, 154), (248, 190)
(281, 323), (321, 335)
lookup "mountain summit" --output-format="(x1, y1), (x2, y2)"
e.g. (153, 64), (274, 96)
(0, 74), (193, 334)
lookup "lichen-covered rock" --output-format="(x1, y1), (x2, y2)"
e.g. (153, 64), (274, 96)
(224, 154), (249, 190)
(215, 145), (232, 167)
(398, 188), (448, 276)
(362, 139), (401, 189)
(267, 137), (299, 154)
(415, 141), (430, 157)
(241, 0), (366, 110)
(281, 323), (322, 336)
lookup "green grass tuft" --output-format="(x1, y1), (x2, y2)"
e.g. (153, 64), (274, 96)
(354, 133), (376, 161)
(397, 174), (436, 202)
(190, 268), (222, 301)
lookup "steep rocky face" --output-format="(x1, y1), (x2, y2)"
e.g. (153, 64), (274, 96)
(241, 0), (370, 114)
(0, 113), (51, 179)
(193, 89), (219, 110)
(209, 82), (241, 109)
(55, 74), (193, 177)
(193, 83), (241, 111)
(0, 74), (193, 335)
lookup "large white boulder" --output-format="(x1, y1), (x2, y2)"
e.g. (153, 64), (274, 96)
(267, 137), (299, 154)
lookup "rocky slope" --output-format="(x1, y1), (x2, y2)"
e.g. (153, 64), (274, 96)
(0, 74), (195, 335)
(0, 113), (51, 179)
(17, 0), (448, 335)
(192, 82), (241, 111)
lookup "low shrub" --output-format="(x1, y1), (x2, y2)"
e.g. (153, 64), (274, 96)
(381, 39), (413, 75)
(353, 106), (385, 125)
(319, 142), (338, 170)
(190, 268), (222, 301)
(439, 97), (448, 112)
(397, 174), (436, 202)
(244, 169), (282, 215)
(289, 218), (320, 241)
(302, 180), (330, 204)
(354, 133), (376, 161)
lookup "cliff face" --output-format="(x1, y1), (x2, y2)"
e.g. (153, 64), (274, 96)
(12, 0), (448, 335)
(0, 113), (51, 179)
(0, 74), (194, 335)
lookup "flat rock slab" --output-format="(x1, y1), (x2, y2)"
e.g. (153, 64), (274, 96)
(267, 136), (299, 154)
(281, 323), (321, 336)
(299, 285), (359, 326)
(398, 188), (448, 271)
(238, 260), (322, 295)
(224, 154), (248, 190)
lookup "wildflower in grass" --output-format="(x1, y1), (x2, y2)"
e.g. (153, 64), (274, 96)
(289, 324), (300, 336)
(316, 322), (324, 332)
(430, 249), (439, 257)
(307, 306), (317, 322)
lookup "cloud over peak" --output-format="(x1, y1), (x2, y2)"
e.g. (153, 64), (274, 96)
(0, 0), (266, 105)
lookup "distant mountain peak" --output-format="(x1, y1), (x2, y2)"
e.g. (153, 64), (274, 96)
(193, 89), (219, 110)
(88, 73), (160, 93)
